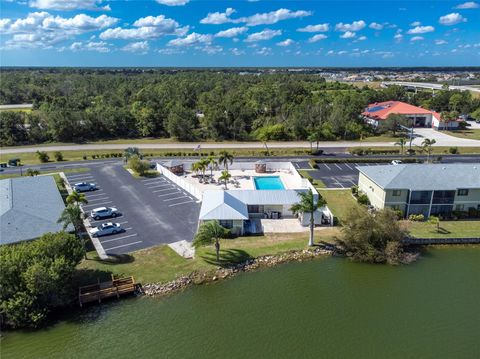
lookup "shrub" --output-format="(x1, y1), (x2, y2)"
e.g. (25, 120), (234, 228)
(36, 151), (49, 163)
(350, 148), (364, 156)
(25, 168), (40, 176)
(408, 214), (425, 222)
(449, 147), (459, 154)
(82, 155), (87, 160)
(128, 154), (150, 176)
(351, 185), (359, 196)
(357, 193), (370, 205)
(54, 151), (63, 161)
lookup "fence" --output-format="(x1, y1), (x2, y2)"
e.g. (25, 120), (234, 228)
(156, 163), (202, 201)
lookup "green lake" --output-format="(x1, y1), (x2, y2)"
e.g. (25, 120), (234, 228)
(1, 247), (479, 359)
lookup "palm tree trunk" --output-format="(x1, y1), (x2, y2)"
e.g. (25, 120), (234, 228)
(215, 238), (220, 262)
(309, 212), (314, 246)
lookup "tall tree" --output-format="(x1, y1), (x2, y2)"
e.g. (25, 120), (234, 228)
(193, 221), (229, 262)
(218, 150), (234, 171)
(66, 191), (88, 206)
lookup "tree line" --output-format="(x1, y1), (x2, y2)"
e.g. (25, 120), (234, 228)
(1, 69), (479, 146)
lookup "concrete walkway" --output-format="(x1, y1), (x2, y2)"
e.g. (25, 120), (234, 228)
(168, 240), (195, 259)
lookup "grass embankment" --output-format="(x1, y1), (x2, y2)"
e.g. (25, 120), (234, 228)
(317, 189), (362, 224)
(359, 146), (480, 155)
(408, 220), (480, 238)
(0, 167), (88, 180)
(445, 129), (480, 141)
(77, 230), (339, 284)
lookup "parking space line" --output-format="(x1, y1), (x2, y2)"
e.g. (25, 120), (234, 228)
(104, 240), (143, 251)
(101, 233), (138, 244)
(67, 173), (92, 179)
(158, 191), (181, 197)
(83, 201), (113, 208)
(146, 183), (172, 189)
(141, 178), (162, 182)
(152, 187), (176, 193)
(124, 227), (133, 231)
(144, 179), (167, 185)
(344, 163), (353, 170)
(334, 163), (342, 170)
(89, 218), (125, 225)
(163, 195), (188, 202)
(169, 200), (195, 207)
(86, 192), (108, 198)
(323, 163), (331, 170)
(87, 197), (110, 202)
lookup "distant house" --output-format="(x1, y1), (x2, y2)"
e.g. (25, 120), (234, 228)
(357, 163), (480, 218)
(362, 100), (462, 130)
(0, 176), (71, 245)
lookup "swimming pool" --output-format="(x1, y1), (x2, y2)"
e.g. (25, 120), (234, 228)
(253, 176), (285, 190)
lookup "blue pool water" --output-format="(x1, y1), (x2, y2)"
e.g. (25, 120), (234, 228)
(254, 176), (285, 190)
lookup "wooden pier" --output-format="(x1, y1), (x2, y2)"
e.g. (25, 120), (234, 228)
(79, 276), (137, 307)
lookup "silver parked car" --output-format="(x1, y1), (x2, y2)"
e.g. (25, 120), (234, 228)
(90, 207), (119, 220)
(89, 222), (122, 237)
(73, 182), (97, 192)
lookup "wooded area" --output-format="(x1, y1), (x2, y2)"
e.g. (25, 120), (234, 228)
(1, 69), (478, 146)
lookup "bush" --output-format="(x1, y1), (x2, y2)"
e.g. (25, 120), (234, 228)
(408, 214), (425, 221)
(351, 185), (359, 196)
(128, 154), (150, 176)
(0, 232), (84, 328)
(449, 147), (459, 154)
(357, 193), (370, 205)
(54, 151), (63, 161)
(82, 155), (87, 160)
(36, 151), (49, 163)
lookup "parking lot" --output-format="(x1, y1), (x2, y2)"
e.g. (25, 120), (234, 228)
(65, 164), (200, 255)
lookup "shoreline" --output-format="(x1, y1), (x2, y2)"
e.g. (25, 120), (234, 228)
(142, 247), (333, 297)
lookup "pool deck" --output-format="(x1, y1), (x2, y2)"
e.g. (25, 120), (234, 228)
(182, 169), (304, 194)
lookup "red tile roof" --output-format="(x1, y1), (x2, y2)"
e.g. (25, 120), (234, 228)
(362, 101), (434, 120)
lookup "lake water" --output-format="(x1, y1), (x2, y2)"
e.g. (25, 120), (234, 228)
(1, 248), (479, 359)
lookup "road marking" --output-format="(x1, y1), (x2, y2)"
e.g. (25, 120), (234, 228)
(163, 195), (188, 202)
(101, 233), (138, 244)
(169, 200), (195, 207)
(67, 173), (92, 179)
(157, 191), (181, 197)
(152, 187), (176, 193)
(146, 183), (171, 188)
(89, 218), (125, 225)
(86, 192), (107, 198)
(104, 240), (142, 251)
(67, 176), (94, 182)
(295, 163), (300, 168)
(323, 163), (331, 170)
(124, 227), (133, 231)
(83, 201), (113, 208)
(334, 163), (342, 170)
(141, 178), (162, 182)
(344, 163), (353, 170)
(86, 197), (110, 202)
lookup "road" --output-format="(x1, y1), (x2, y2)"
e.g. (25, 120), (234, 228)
(1, 130), (480, 155)
(383, 81), (480, 93)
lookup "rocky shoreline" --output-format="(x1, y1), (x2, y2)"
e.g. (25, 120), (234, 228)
(142, 247), (333, 297)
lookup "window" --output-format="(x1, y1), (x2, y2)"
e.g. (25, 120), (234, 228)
(219, 220), (233, 229)
(433, 190), (455, 204)
(455, 204), (465, 211)
(457, 189), (469, 196)
(409, 191), (432, 205)
(392, 190), (401, 197)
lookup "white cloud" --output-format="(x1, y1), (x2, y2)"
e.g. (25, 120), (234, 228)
(369, 22), (383, 30)
(327, 50), (335, 55)
(122, 41), (149, 54)
(69, 40), (110, 52)
(340, 31), (356, 39)
(357, 35), (367, 41)
(255, 47), (272, 56)
(439, 13), (467, 26)
(337, 50), (348, 55)
(231, 47), (245, 55)
(158, 47), (184, 55)
(297, 23), (329, 32)
(410, 36), (424, 41)
(407, 25), (435, 34)
(435, 39), (448, 45)
(394, 33), (404, 42)
(454, 2), (479, 9)
(200, 8), (311, 27)
(276, 38), (294, 46)
(168, 32), (212, 46)
(156, 0), (189, 6)
(245, 29), (281, 42)
(335, 20), (366, 32)
(410, 21), (421, 27)
(29, 0), (110, 11)
(200, 8), (236, 25)
(215, 26), (247, 38)
(100, 15), (187, 40)
(308, 34), (327, 43)
(1, 11), (118, 49)
(199, 45), (223, 54)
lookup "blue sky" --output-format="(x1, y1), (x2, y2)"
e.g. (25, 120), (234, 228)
(1, 1), (479, 66)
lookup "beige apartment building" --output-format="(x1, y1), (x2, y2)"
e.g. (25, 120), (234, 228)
(357, 164), (480, 218)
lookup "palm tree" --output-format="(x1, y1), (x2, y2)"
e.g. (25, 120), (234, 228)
(207, 155), (218, 181)
(394, 138), (407, 155)
(57, 204), (83, 232)
(198, 158), (209, 182)
(290, 189), (327, 247)
(219, 170), (231, 190)
(218, 150), (234, 171)
(422, 138), (436, 163)
(25, 168), (40, 177)
(191, 161), (201, 178)
(66, 190), (88, 206)
(193, 221), (229, 263)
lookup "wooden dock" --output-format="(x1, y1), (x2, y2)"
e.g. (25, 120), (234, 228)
(79, 276), (137, 307)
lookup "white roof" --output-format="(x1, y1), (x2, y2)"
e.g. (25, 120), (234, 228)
(228, 190), (307, 205)
(199, 190), (248, 220)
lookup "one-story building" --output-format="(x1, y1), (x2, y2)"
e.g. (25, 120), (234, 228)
(0, 175), (71, 245)
(362, 101), (462, 130)
(357, 163), (480, 218)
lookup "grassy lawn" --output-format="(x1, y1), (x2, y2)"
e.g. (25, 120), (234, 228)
(0, 167), (89, 180)
(444, 129), (480, 141)
(359, 134), (403, 142)
(408, 220), (480, 238)
(77, 230), (339, 285)
(317, 189), (363, 224)
(297, 169), (326, 188)
(367, 146), (480, 155)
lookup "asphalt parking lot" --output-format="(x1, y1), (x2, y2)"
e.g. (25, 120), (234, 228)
(65, 164), (200, 255)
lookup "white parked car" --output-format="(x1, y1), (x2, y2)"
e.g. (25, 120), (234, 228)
(89, 222), (122, 237)
(391, 160), (403, 165)
(90, 207), (119, 220)
(73, 182), (97, 192)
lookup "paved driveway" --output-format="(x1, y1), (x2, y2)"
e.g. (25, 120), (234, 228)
(412, 128), (480, 147)
(65, 164), (200, 255)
